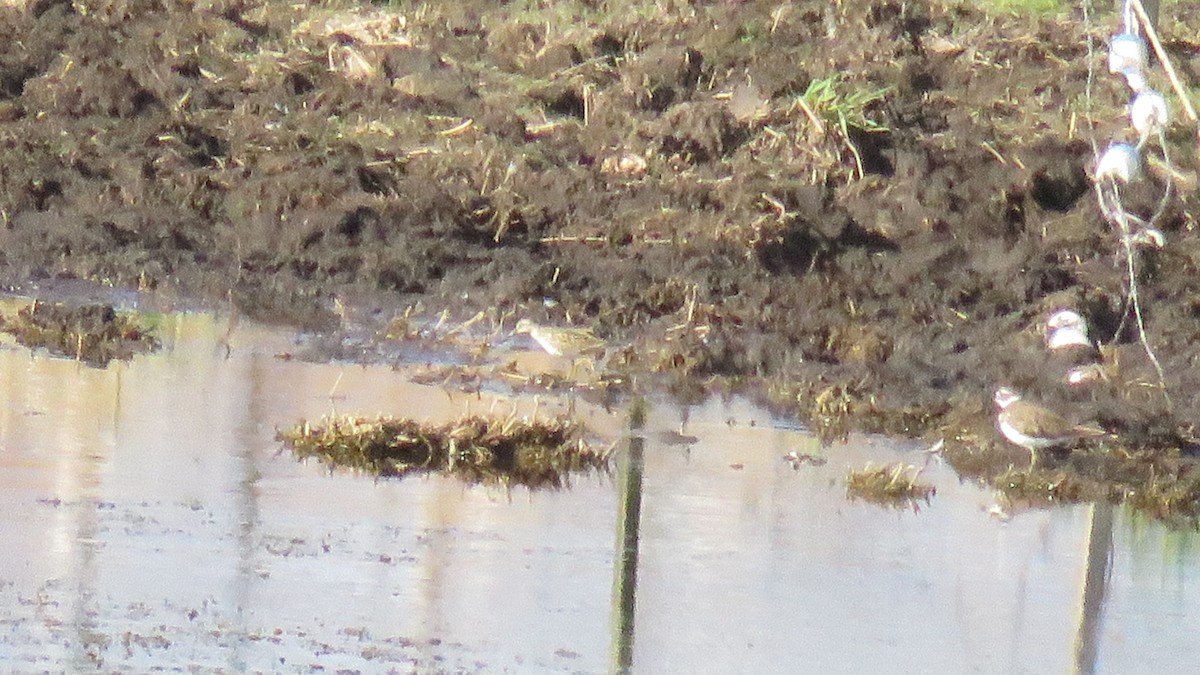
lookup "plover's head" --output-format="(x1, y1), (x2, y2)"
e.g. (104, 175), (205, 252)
(513, 319), (536, 335)
(993, 387), (1022, 409)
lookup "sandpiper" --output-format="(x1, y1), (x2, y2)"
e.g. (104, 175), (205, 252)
(513, 319), (606, 381)
(993, 387), (1104, 467)
(513, 319), (605, 357)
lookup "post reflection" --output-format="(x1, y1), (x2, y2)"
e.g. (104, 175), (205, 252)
(1074, 502), (1114, 675)
(611, 433), (645, 673)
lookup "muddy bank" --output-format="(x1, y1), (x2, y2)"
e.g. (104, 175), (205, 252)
(0, 2), (1199, 474)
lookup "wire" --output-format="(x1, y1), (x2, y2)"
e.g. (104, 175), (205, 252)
(1082, 0), (1172, 407)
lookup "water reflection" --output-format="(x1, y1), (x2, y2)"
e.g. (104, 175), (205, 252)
(611, 432), (645, 673)
(1074, 503), (1113, 675)
(0, 311), (1197, 671)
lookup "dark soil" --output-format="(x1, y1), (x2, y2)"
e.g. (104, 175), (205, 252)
(2, 1), (1200, 513)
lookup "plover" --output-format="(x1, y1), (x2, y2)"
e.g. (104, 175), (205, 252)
(993, 387), (1104, 467)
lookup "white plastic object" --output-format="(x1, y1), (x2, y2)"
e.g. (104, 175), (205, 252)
(1108, 33), (1148, 75)
(1130, 90), (1170, 138)
(1094, 143), (1140, 183)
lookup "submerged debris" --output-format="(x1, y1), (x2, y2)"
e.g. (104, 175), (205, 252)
(0, 301), (159, 366)
(845, 462), (936, 511)
(279, 414), (611, 489)
(783, 451), (827, 469)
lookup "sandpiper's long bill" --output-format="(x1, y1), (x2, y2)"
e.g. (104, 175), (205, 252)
(993, 387), (1104, 466)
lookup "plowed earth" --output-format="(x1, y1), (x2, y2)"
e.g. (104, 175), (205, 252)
(2, 0), (1200, 514)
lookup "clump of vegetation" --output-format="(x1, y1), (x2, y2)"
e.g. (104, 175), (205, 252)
(792, 74), (892, 179)
(977, 0), (1063, 15)
(944, 434), (1200, 525)
(794, 381), (863, 446)
(1127, 473), (1200, 527)
(279, 414), (611, 489)
(845, 462), (937, 511)
(0, 302), (159, 366)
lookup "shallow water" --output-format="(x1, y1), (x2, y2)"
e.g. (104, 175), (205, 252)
(0, 310), (1197, 673)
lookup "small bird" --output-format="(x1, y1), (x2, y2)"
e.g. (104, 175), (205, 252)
(513, 319), (605, 357)
(512, 319), (607, 381)
(993, 387), (1104, 467)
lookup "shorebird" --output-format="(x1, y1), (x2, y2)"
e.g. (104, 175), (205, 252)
(513, 319), (605, 357)
(993, 387), (1104, 467)
(513, 319), (606, 380)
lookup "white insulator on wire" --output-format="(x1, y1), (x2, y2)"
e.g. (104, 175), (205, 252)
(1045, 309), (1091, 351)
(1108, 33), (1148, 75)
(1094, 143), (1140, 183)
(1121, 69), (1148, 93)
(1130, 90), (1170, 138)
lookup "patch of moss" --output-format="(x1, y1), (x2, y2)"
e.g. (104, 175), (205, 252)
(279, 414), (611, 489)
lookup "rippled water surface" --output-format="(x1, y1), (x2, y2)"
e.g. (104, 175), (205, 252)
(0, 310), (1197, 673)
